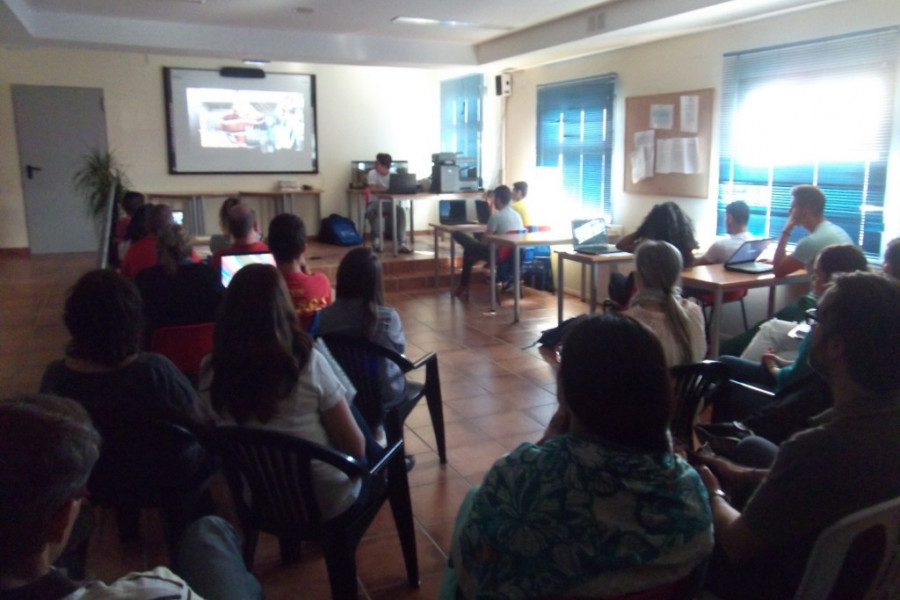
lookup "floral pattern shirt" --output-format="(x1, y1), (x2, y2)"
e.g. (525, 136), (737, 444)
(454, 435), (713, 599)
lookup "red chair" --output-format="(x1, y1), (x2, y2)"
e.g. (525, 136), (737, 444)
(149, 322), (215, 385)
(691, 288), (749, 332)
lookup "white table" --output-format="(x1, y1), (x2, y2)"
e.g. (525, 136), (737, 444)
(554, 249), (634, 324)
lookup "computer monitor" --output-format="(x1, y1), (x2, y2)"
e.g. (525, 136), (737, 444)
(349, 159), (409, 188)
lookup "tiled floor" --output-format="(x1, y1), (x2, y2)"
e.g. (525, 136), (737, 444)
(0, 244), (592, 600)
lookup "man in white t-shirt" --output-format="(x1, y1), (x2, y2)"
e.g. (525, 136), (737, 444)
(0, 394), (262, 600)
(695, 200), (752, 265)
(365, 152), (410, 253)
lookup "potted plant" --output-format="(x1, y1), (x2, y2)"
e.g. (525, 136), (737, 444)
(72, 148), (131, 219)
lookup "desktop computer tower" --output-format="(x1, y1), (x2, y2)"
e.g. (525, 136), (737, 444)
(431, 164), (460, 193)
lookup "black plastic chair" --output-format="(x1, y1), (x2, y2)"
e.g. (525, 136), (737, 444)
(205, 425), (419, 600)
(319, 333), (447, 463)
(669, 360), (730, 447)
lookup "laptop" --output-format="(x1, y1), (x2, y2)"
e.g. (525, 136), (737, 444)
(439, 199), (476, 225)
(388, 173), (418, 194)
(572, 218), (615, 254)
(220, 252), (276, 288)
(723, 238), (775, 274)
(475, 199), (491, 224)
(172, 209), (184, 226)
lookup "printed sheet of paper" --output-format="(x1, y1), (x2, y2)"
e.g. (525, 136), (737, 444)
(650, 104), (674, 129)
(631, 129), (655, 183)
(656, 137), (700, 174)
(680, 95), (699, 133)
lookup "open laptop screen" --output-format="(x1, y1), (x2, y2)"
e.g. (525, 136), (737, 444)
(220, 252), (276, 288)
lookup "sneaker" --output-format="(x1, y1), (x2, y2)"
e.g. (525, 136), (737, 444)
(399, 243), (412, 254)
(372, 238), (383, 252)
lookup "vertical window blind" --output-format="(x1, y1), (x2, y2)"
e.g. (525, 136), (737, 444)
(536, 74), (616, 219)
(718, 27), (899, 259)
(440, 74), (483, 185)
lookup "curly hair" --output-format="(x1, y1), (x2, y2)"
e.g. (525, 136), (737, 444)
(635, 202), (699, 268)
(64, 270), (143, 367)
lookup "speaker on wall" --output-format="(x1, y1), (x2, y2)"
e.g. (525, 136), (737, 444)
(495, 73), (512, 97)
(219, 66), (266, 78)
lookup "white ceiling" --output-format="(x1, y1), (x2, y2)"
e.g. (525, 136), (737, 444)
(0, 0), (845, 70)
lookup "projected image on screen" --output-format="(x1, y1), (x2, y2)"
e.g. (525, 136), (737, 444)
(165, 68), (318, 174)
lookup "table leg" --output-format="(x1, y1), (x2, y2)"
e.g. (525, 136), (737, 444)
(709, 288), (724, 357)
(489, 241), (497, 313)
(580, 264), (587, 301)
(449, 236), (457, 290)
(376, 196), (384, 252)
(433, 228), (440, 288)
(409, 201), (415, 246)
(391, 198), (398, 257)
(589, 263), (598, 314)
(767, 286), (777, 317)
(557, 253), (565, 325)
(513, 246), (521, 323)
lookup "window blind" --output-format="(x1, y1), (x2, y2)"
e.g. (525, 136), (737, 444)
(718, 27), (899, 258)
(536, 74), (616, 219)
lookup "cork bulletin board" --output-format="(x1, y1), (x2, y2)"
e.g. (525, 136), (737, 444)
(623, 88), (714, 198)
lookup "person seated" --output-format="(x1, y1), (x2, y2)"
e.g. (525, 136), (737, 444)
(111, 190), (145, 268)
(695, 272), (900, 600)
(441, 313), (713, 600)
(208, 196), (241, 254)
(318, 248), (407, 434)
(365, 152), (411, 253)
(268, 213), (332, 330)
(135, 224), (224, 340)
(510, 180), (531, 228)
(719, 185), (853, 356)
(450, 185), (523, 302)
(694, 200), (752, 266)
(713, 244), (868, 422)
(0, 394), (262, 600)
(39, 270), (213, 542)
(121, 204), (198, 280)
(624, 240), (706, 367)
(610, 201), (699, 305)
(211, 203), (269, 272)
(200, 263), (381, 521)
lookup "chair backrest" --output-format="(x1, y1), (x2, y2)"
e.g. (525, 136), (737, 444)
(539, 563), (703, 600)
(318, 333), (413, 432)
(149, 322), (215, 378)
(497, 228), (528, 264)
(669, 360), (729, 445)
(794, 495), (900, 600)
(205, 426), (367, 539)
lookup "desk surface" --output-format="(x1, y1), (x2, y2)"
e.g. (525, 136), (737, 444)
(555, 248), (633, 264)
(681, 264), (809, 290)
(239, 189), (322, 196)
(485, 231), (571, 246)
(375, 191), (484, 199)
(429, 222), (484, 233)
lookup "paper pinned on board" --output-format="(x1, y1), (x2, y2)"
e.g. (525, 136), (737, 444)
(631, 129), (655, 183)
(656, 137), (700, 174)
(680, 95), (699, 133)
(650, 104), (674, 129)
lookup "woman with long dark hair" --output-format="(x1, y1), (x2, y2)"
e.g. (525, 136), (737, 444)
(202, 263), (369, 520)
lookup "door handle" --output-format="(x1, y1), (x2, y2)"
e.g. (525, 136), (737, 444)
(26, 164), (42, 179)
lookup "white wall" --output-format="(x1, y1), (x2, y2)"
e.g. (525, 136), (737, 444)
(0, 48), (440, 248)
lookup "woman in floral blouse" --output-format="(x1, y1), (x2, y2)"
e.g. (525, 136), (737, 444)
(442, 313), (713, 600)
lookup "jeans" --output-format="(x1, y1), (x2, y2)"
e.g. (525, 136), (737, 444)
(452, 231), (489, 286)
(175, 516), (263, 600)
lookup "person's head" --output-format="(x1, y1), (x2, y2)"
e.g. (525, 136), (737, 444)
(120, 191), (145, 217)
(375, 152), (392, 176)
(0, 394), (100, 575)
(559, 313), (672, 453)
(268, 213), (307, 264)
(634, 239), (683, 294)
(156, 224), (193, 276)
(790, 185), (826, 226)
(125, 203), (152, 242)
(883, 238), (900, 280)
(218, 197), (241, 236)
(211, 263), (311, 423)
(493, 185), (512, 209)
(146, 203), (174, 237)
(810, 272), (900, 395)
(635, 202), (698, 267)
(812, 243), (868, 297)
(226, 203), (257, 241)
(335, 248), (385, 339)
(512, 181), (528, 200)
(64, 270), (142, 368)
(724, 200), (749, 234)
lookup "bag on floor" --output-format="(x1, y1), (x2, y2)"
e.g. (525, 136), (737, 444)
(535, 314), (589, 349)
(319, 213), (363, 246)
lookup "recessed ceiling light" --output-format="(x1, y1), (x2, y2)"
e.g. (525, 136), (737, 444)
(391, 16), (511, 30)
(294, 7), (314, 14)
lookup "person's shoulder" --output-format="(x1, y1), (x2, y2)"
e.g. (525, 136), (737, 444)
(75, 567), (199, 600)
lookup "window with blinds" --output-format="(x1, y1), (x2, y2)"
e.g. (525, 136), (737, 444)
(440, 74), (483, 185)
(536, 74), (616, 219)
(718, 27), (899, 259)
